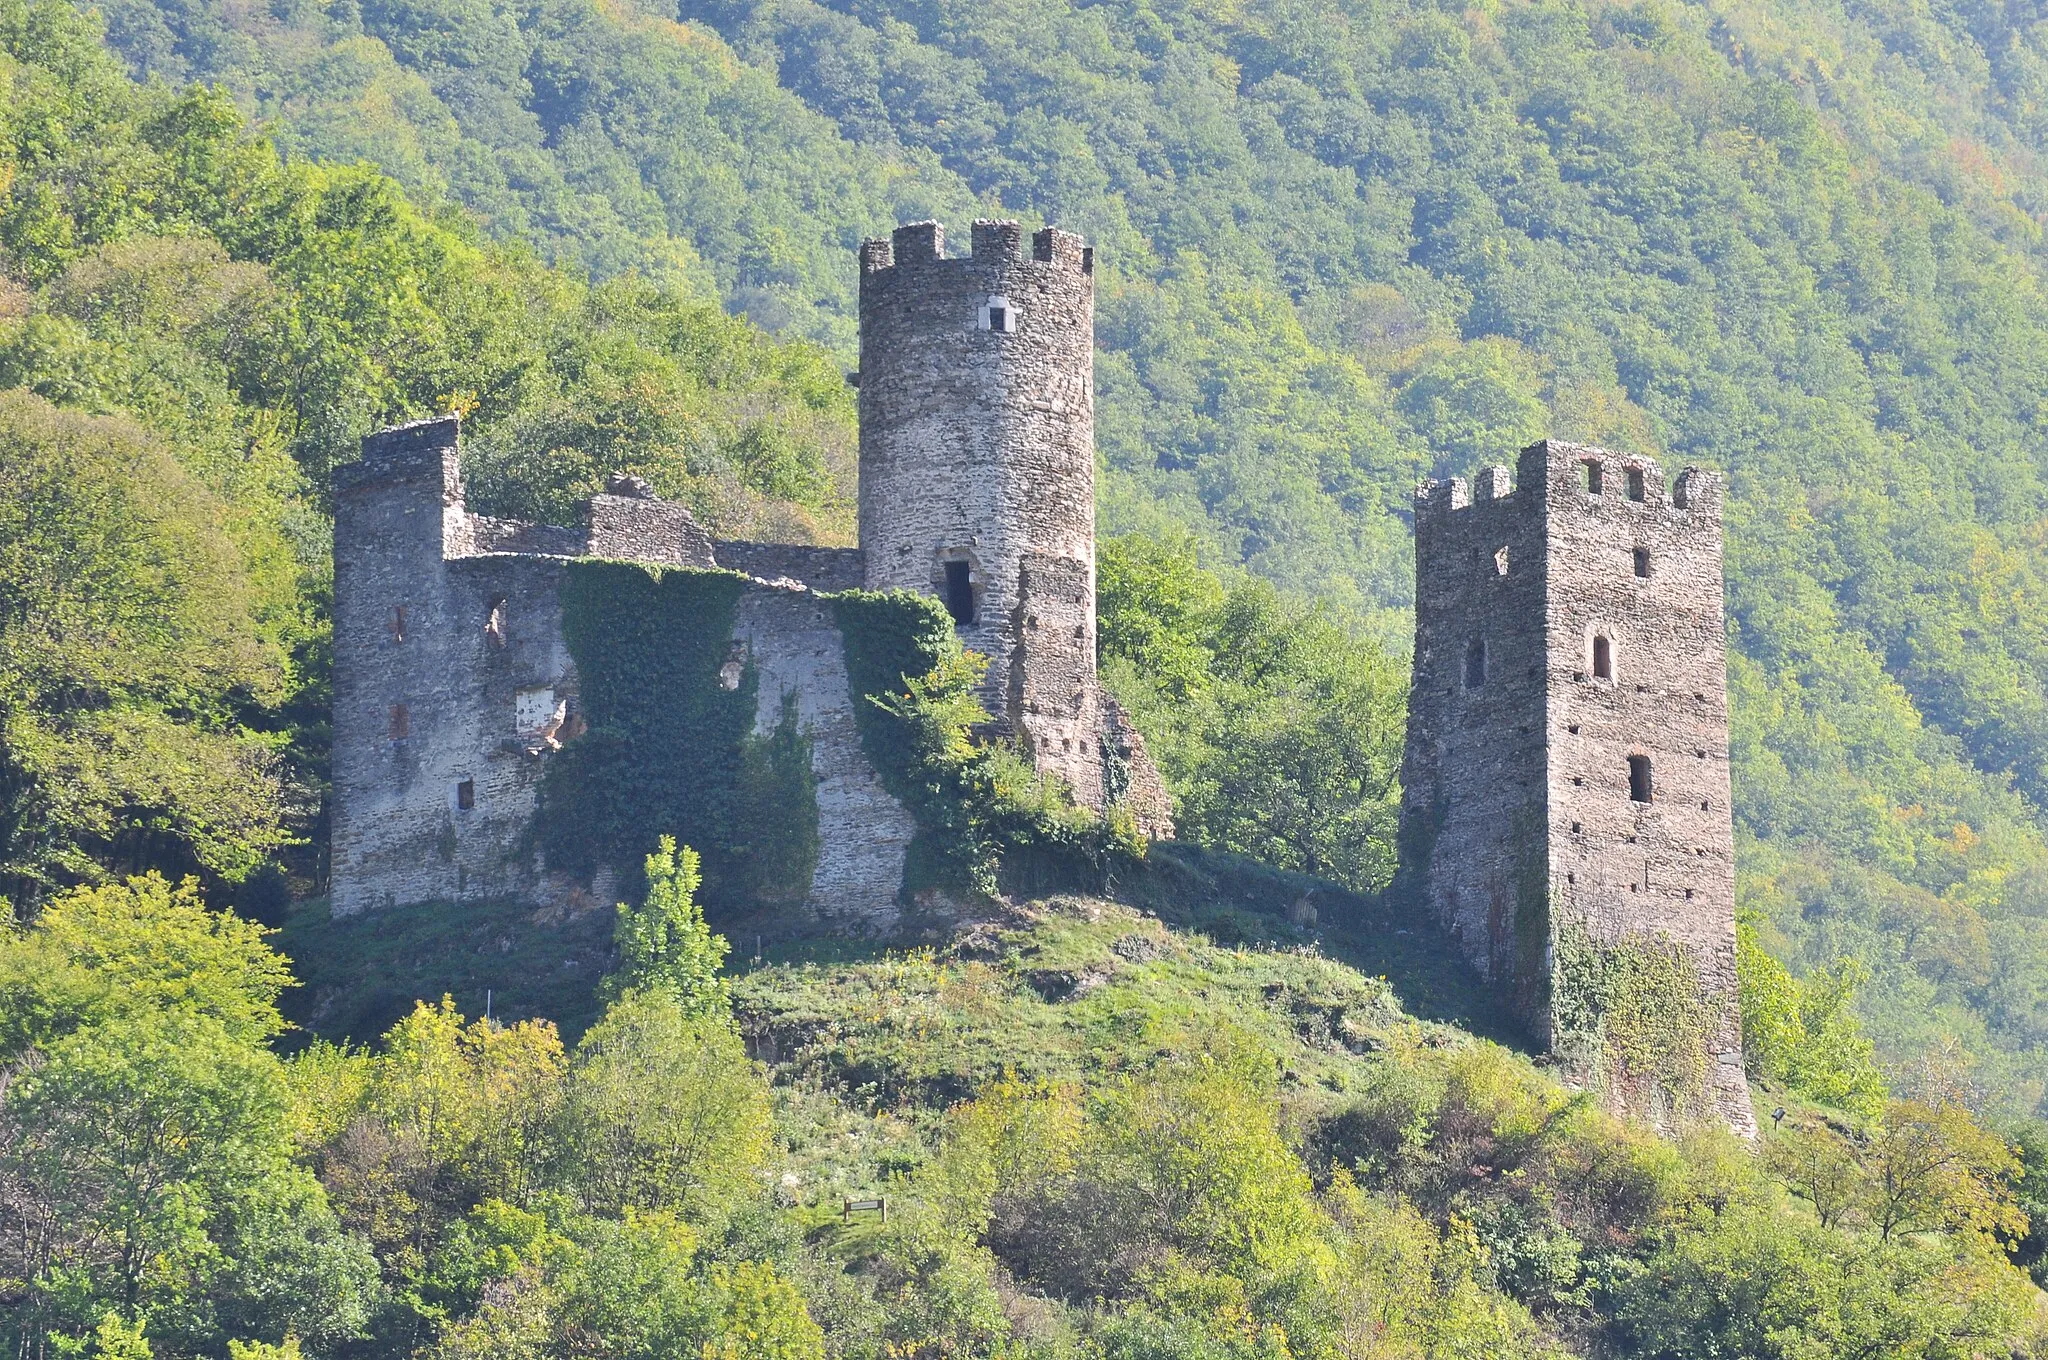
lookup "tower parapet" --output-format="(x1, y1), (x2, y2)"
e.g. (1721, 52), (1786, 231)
(1400, 440), (1751, 1135)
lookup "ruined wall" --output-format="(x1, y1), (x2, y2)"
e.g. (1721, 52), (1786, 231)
(331, 417), (582, 916)
(733, 588), (916, 927)
(1401, 440), (1752, 1135)
(716, 541), (866, 592)
(331, 418), (908, 922)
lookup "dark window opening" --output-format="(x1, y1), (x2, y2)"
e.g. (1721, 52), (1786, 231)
(943, 560), (976, 625)
(391, 605), (407, 643)
(389, 703), (410, 739)
(989, 306), (1007, 330)
(456, 779), (475, 810)
(1633, 547), (1651, 578)
(1626, 467), (1646, 501)
(1581, 460), (1603, 494)
(1629, 754), (1653, 804)
(1592, 635), (1613, 680)
(1464, 635), (1486, 687)
(485, 598), (508, 648)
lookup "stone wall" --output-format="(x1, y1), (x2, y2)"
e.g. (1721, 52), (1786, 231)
(330, 417), (913, 923)
(1401, 439), (1752, 1135)
(715, 541), (866, 592)
(733, 587), (916, 926)
(331, 417), (582, 916)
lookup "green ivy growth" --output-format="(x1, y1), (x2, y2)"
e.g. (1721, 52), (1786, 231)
(1552, 923), (1714, 1124)
(538, 561), (819, 906)
(830, 589), (1141, 899)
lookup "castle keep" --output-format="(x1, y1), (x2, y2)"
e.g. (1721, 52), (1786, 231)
(1401, 440), (1754, 1134)
(330, 221), (1168, 924)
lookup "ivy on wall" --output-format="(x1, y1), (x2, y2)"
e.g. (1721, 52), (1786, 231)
(830, 589), (1140, 898)
(539, 562), (819, 906)
(1552, 923), (1714, 1124)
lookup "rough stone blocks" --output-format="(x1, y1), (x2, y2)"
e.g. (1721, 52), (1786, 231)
(1399, 439), (1754, 1136)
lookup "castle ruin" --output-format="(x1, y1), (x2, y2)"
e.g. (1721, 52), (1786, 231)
(1400, 440), (1754, 1134)
(329, 221), (1169, 925)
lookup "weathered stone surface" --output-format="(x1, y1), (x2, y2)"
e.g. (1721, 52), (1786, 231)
(331, 220), (1172, 926)
(1399, 439), (1754, 1136)
(857, 219), (1169, 836)
(733, 587), (915, 926)
(714, 541), (867, 592)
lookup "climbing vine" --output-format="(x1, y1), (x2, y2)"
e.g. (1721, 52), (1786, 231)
(538, 561), (819, 906)
(1552, 923), (1714, 1123)
(830, 589), (1140, 899)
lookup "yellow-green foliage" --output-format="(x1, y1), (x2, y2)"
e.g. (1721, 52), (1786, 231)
(1737, 915), (1889, 1118)
(1550, 925), (1714, 1124)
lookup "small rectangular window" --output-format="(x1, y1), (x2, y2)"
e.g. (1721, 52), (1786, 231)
(943, 560), (976, 625)
(1626, 467), (1646, 502)
(456, 778), (475, 810)
(1629, 754), (1653, 804)
(1581, 460), (1603, 495)
(389, 703), (410, 739)
(1633, 547), (1650, 578)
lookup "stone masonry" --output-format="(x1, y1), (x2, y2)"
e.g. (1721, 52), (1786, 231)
(1400, 440), (1754, 1135)
(330, 221), (1169, 925)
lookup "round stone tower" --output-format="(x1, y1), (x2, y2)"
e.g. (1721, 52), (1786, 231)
(857, 219), (1096, 729)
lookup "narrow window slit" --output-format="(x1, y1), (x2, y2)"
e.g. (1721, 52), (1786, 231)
(1629, 754), (1653, 804)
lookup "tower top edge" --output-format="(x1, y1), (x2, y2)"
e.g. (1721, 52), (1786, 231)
(860, 220), (1093, 276)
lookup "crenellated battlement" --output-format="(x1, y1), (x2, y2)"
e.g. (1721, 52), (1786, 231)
(859, 219), (1094, 276)
(1415, 440), (1722, 528)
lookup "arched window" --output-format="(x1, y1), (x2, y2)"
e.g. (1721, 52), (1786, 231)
(1592, 634), (1613, 680)
(1628, 754), (1653, 804)
(1464, 635), (1486, 688)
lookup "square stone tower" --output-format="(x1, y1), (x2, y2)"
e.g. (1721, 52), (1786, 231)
(1400, 439), (1754, 1135)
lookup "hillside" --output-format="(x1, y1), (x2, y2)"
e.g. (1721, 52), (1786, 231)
(12, 858), (2048, 1358)
(64, 0), (2048, 1111)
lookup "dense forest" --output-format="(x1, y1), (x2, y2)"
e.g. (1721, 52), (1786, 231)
(10, 0), (2048, 1347)
(68, 0), (2048, 1107)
